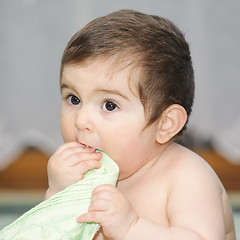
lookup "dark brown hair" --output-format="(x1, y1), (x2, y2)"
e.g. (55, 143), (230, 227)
(60, 9), (194, 133)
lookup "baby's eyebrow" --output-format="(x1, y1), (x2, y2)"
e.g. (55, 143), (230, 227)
(60, 83), (72, 93)
(95, 89), (129, 100)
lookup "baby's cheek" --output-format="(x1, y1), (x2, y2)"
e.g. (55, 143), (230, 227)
(61, 126), (76, 143)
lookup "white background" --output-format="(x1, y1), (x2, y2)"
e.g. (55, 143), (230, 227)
(0, 0), (240, 169)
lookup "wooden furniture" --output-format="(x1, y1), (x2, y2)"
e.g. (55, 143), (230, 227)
(195, 149), (240, 191)
(0, 148), (48, 190)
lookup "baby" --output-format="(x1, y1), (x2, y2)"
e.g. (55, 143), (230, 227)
(45, 10), (236, 240)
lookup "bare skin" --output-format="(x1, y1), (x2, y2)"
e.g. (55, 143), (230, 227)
(88, 144), (236, 240)
(46, 63), (236, 239)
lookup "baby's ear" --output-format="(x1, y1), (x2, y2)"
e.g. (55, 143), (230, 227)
(156, 104), (187, 144)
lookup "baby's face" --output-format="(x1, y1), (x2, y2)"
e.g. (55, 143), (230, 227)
(60, 61), (159, 180)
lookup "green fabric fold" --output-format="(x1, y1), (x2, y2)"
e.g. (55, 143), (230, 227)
(0, 151), (119, 240)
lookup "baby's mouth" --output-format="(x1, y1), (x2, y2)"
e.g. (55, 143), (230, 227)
(79, 143), (96, 150)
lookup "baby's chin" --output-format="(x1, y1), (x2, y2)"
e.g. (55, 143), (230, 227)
(114, 166), (135, 181)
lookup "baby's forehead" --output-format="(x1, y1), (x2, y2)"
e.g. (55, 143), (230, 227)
(105, 59), (142, 93)
(83, 56), (142, 88)
(63, 57), (142, 97)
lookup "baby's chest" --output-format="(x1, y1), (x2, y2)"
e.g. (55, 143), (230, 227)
(126, 181), (170, 226)
(93, 182), (170, 240)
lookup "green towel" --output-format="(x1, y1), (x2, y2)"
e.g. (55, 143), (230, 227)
(0, 151), (119, 240)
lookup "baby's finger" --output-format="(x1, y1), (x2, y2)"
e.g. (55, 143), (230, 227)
(61, 146), (97, 160)
(75, 159), (102, 174)
(55, 142), (97, 156)
(69, 152), (102, 166)
(91, 186), (115, 205)
(89, 198), (110, 212)
(92, 184), (117, 195)
(55, 142), (81, 154)
(76, 211), (103, 225)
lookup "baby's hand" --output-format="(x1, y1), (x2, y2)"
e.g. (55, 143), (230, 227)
(77, 184), (138, 240)
(45, 142), (102, 198)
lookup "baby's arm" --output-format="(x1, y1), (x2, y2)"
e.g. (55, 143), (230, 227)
(77, 184), (138, 240)
(124, 170), (226, 240)
(45, 142), (102, 199)
(77, 186), (205, 240)
(77, 159), (227, 240)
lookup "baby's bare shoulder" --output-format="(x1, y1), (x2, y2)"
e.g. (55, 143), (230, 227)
(164, 144), (235, 239)
(165, 143), (218, 178)
(168, 144), (224, 199)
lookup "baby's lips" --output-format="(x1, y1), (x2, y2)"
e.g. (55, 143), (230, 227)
(79, 142), (96, 151)
(87, 146), (96, 152)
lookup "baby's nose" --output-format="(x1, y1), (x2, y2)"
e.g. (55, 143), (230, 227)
(74, 106), (94, 133)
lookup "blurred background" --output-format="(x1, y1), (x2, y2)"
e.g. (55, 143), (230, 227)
(0, 0), (239, 236)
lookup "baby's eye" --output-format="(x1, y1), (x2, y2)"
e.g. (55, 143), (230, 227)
(102, 100), (119, 112)
(67, 95), (81, 105)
